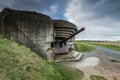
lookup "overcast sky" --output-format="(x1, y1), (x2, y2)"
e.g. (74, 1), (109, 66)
(0, 0), (120, 41)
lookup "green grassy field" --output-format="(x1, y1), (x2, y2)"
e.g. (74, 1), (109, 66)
(85, 41), (120, 51)
(75, 42), (95, 52)
(0, 35), (84, 80)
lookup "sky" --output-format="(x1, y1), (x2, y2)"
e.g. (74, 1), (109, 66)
(0, 0), (120, 41)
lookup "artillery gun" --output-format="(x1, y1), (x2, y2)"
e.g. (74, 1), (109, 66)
(52, 20), (85, 55)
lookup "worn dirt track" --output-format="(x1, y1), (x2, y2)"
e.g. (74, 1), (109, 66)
(57, 47), (120, 80)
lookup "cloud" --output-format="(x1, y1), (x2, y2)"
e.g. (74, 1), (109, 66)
(64, 0), (120, 41)
(0, 0), (16, 10)
(82, 0), (120, 20)
(0, 0), (120, 41)
(0, 0), (69, 18)
(42, 4), (58, 17)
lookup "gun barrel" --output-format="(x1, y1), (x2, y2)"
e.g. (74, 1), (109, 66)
(60, 27), (85, 44)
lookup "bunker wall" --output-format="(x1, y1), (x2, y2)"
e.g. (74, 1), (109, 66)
(0, 8), (54, 58)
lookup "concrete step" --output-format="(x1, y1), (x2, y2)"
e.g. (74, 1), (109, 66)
(54, 51), (83, 62)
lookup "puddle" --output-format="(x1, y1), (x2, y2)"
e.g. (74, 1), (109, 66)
(76, 57), (100, 67)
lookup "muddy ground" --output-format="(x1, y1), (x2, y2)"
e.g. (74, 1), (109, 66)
(57, 51), (120, 80)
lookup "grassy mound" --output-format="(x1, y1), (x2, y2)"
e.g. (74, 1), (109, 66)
(0, 35), (83, 80)
(75, 42), (95, 52)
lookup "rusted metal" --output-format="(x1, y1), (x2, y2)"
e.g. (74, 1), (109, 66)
(53, 42), (68, 55)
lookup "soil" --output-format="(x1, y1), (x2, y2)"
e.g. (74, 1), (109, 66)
(57, 51), (120, 80)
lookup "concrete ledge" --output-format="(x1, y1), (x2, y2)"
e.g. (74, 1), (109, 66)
(54, 51), (83, 62)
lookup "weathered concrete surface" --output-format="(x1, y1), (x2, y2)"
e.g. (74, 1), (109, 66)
(0, 8), (54, 59)
(53, 20), (77, 39)
(0, 8), (79, 61)
(54, 51), (83, 62)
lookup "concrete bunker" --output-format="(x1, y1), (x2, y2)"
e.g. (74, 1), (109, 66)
(0, 8), (53, 59)
(52, 20), (78, 54)
(0, 8), (85, 62)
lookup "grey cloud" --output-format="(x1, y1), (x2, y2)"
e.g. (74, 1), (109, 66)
(82, 0), (120, 21)
(0, 0), (69, 18)
(64, 0), (120, 41)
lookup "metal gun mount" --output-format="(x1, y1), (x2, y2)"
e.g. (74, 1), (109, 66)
(52, 27), (85, 55)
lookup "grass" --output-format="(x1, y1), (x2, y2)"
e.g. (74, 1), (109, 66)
(90, 75), (107, 80)
(85, 42), (120, 51)
(75, 42), (95, 52)
(55, 66), (84, 80)
(110, 59), (120, 63)
(0, 35), (84, 80)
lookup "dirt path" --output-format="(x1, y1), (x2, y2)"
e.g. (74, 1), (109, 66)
(94, 51), (120, 80)
(57, 51), (120, 80)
